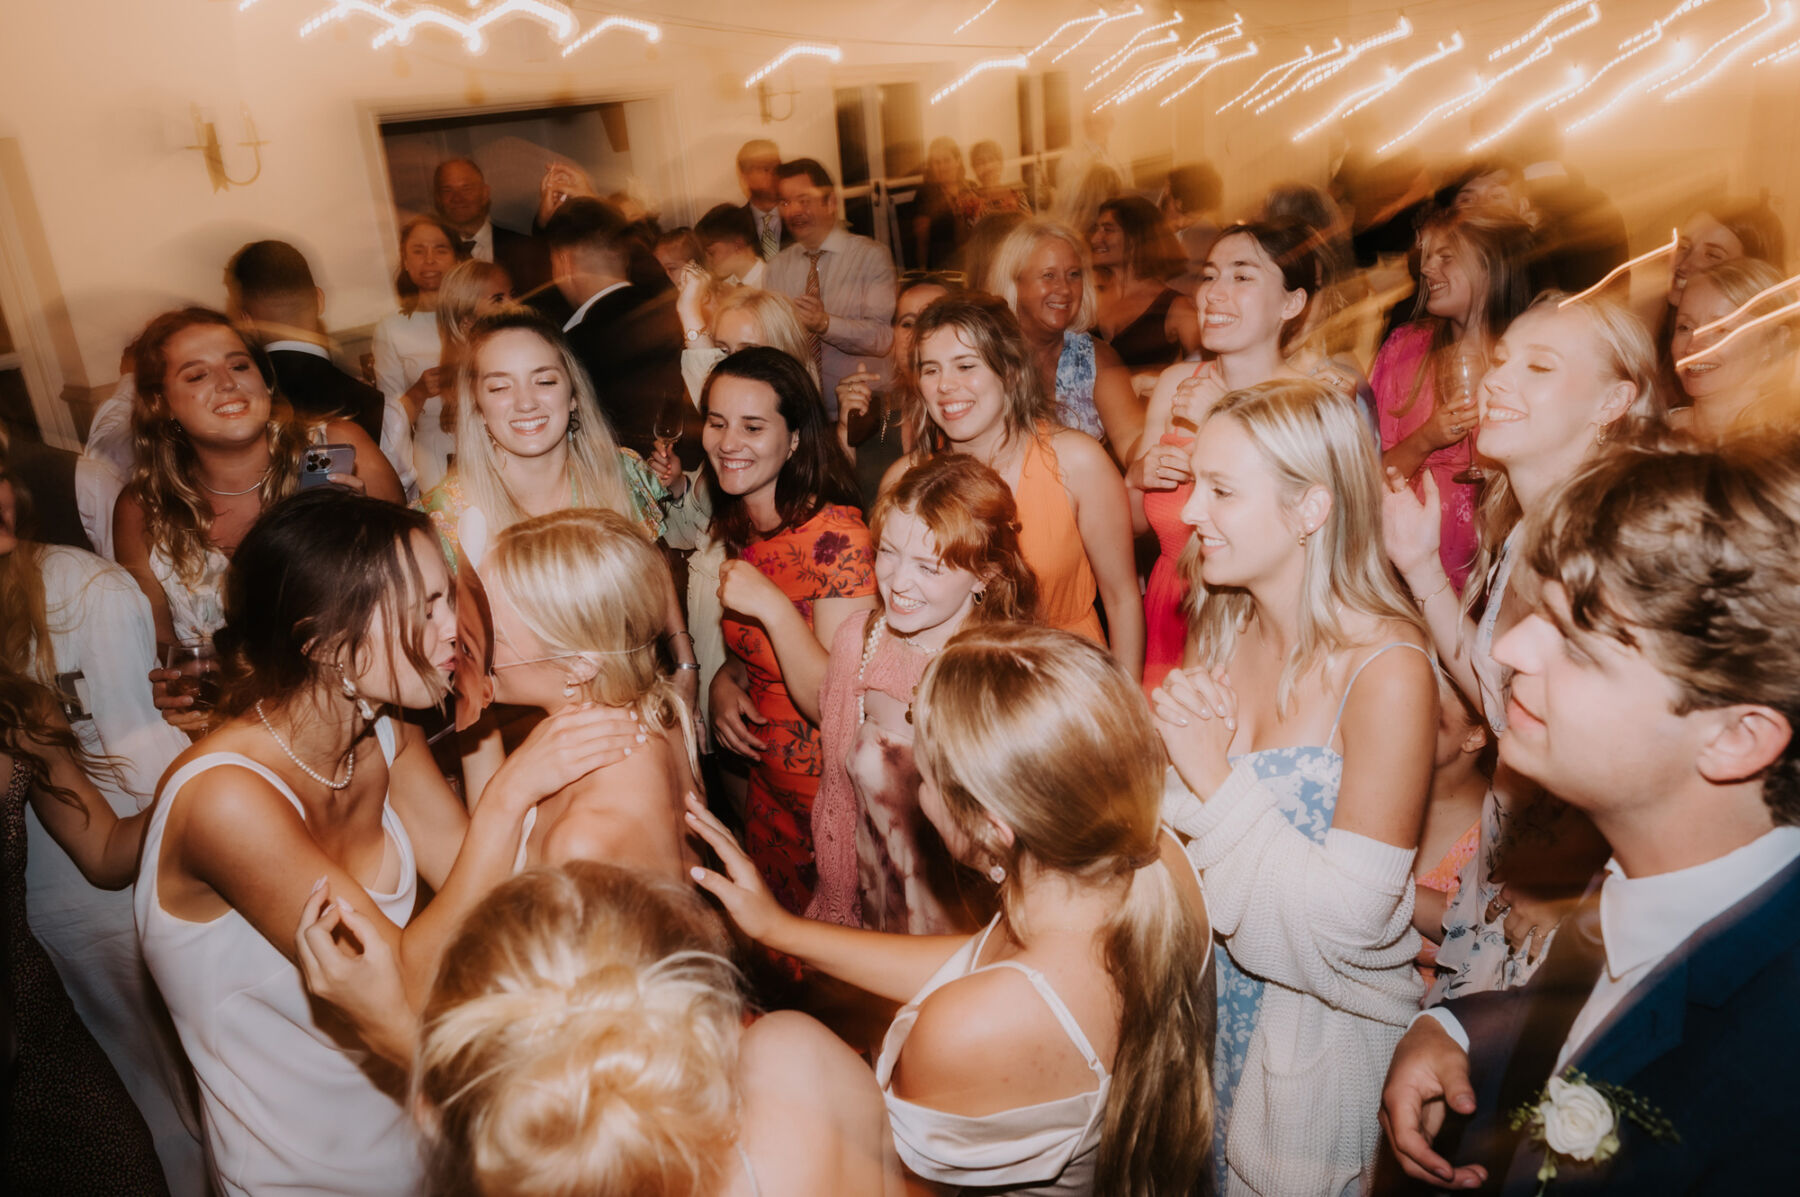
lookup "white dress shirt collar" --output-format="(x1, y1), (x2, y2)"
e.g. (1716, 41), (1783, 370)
(263, 339), (329, 360)
(1599, 826), (1800, 982)
(563, 280), (631, 331)
(464, 220), (495, 262)
(740, 257), (766, 289)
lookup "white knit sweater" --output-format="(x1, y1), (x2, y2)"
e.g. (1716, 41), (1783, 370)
(1163, 766), (1424, 1197)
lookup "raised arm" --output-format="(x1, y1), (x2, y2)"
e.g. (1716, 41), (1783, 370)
(1382, 468), (1483, 705)
(326, 418), (404, 505)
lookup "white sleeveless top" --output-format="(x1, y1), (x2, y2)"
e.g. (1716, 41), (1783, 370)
(873, 833), (1209, 1195)
(134, 717), (426, 1197)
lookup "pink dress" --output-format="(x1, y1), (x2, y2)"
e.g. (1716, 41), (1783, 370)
(1415, 821), (1481, 975)
(1370, 323), (1479, 592)
(806, 609), (989, 935)
(1141, 430), (1195, 697)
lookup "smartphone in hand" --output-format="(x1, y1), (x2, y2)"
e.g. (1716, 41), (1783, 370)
(298, 443), (357, 490)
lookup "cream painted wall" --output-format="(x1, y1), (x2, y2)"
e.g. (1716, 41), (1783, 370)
(0, 0), (1794, 410)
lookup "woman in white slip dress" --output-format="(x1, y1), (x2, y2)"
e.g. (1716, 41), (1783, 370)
(689, 624), (1215, 1197)
(134, 489), (642, 1196)
(1380, 293), (1666, 1002)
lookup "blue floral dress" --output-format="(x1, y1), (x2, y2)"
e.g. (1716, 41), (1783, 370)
(1053, 331), (1105, 440)
(1211, 743), (1344, 1190)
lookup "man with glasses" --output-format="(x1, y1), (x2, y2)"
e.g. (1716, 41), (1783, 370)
(763, 158), (896, 418)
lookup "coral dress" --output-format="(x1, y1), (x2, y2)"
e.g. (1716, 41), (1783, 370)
(723, 505), (876, 914)
(1370, 323), (1479, 592)
(1141, 429), (1195, 696)
(1014, 427), (1105, 644)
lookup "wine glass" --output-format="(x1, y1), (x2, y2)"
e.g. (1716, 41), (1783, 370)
(1449, 346), (1489, 485)
(653, 402), (684, 459)
(165, 637), (221, 712)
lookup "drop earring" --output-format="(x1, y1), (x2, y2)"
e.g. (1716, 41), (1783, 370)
(567, 410), (581, 438)
(1298, 529), (1309, 547)
(1594, 422), (1609, 446)
(338, 668), (376, 722)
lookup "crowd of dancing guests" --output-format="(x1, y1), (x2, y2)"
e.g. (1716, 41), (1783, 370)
(4, 133), (1800, 1197)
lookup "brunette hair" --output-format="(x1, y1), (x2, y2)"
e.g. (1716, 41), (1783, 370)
(415, 862), (739, 1197)
(905, 292), (1054, 454)
(1098, 195), (1183, 282)
(912, 624), (1213, 1196)
(1519, 438), (1800, 824)
(868, 454), (1038, 623)
(126, 307), (308, 586)
(700, 346), (860, 556)
(395, 216), (467, 315)
(1206, 220), (1322, 351)
(0, 448), (54, 686)
(1712, 197), (1788, 270)
(0, 664), (92, 810)
(213, 489), (445, 749)
(1396, 207), (1536, 417)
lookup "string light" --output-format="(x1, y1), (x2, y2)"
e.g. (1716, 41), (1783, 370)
(1468, 66), (1587, 150)
(1218, 42), (1336, 113)
(1560, 229), (1679, 305)
(931, 55), (1030, 103)
(1651, 0), (1776, 94)
(1489, 1), (1596, 60)
(1089, 13), (1182, 76)
(953, 0), (1001, 36)
(744, 42), (842, 88)
(1086, 32), (1180, 89)
(560, 15), (662, 57)
(1379, 5), (1600, 153)
(1566, 38), (1692, 131)
(1752, 33), (1800, 61)
(1676, 294), (1800, 368)
(1157, 41), (1259, 107)
(1691, 269), (1800, 335)
(1545, 0), (1717, 112)
(1665, 1), (1792, 98)
(1254, 15), (1413, 114)
(1093, 18), (1244, 109)
(1027, 8), (1109, 59)
(1050, 5), (1144, 64)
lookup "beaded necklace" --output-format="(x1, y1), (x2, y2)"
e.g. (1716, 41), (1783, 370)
(855, 614), (941, 727)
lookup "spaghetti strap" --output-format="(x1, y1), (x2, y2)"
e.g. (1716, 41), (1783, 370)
(965, 960), (1108, 1079)
(736, 1143), (763, 1197)
(1328, 642), (1433, 744)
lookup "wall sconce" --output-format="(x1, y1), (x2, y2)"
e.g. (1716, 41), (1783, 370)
(186, 103), (267, 191)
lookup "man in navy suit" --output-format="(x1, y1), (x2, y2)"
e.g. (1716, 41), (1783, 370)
(1380, 441), (1800, 1194)
(434, 157), (567, 323)
(544, 197), (685, 462)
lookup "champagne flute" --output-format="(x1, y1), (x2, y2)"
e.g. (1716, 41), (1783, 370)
(653, 402), (684, 459)
(1449, 346), (1488, 485)
(165, 637), (221, 711)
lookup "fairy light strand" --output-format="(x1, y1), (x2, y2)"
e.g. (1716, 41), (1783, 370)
(1090, 13), (1183, 75)
(744, 42), (842, 88)
(1086, 32), (1181, 89)
(1157, 41), (1259, 107)
(1050, 5), (1144, 64)
(1027, 8), (1109, 59)
(1095, 19), (1244, 108)
(1254, 15), (1413, 115)
(1560, 229), (1680, 305)
(931, 55), (1030, 103)
(1567, 39), (1693, 131)
(952, 0), (1000, 36)
(560, 15), (662, 57)
(1489, 0), (1596, 60)
(1650, 0), (1776, 93)
(1469, 66), (1588, 150)
(1219, 41), (1335, 112)
(1676, 295), (1800, 368)
(1665, 1), (1792, 97)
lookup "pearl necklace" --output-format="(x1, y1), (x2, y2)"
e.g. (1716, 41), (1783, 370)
(200, 469), (270, 497)
(255, 700), (355, 790)
(855, 614), (940, 726)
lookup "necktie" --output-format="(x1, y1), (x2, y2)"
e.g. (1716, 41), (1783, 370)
(804, 250), (824, 374)
(458, 237), (477, 258)
(761, 212), (779, 259)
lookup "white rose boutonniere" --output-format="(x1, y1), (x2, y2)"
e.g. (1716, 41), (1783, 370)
(1508, 1068), (1679, 1194)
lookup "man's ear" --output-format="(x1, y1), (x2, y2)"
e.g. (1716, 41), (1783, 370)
(1696, 703), (1792, 787)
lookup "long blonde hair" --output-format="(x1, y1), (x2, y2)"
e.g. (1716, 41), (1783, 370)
(912, 624), (1213, 1196)
(1465, 292), (1666, 614)
(486, 508), (695, 774)
(415, 862), (740, 1197)
(126, 308), (307, 585)
(1186, 378), (1426, 710)
(449, 307), (634, 531)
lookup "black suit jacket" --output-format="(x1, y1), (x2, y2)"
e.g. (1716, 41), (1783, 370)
(267, 348), (384, 445)
(492, 223), (572, 327)
(562, 284), (686, 461)
(1420, 853), (1800, 1195)
(742, 201), (795, 259)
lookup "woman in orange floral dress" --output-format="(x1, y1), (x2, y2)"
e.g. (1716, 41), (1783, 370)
(704, 347), (876, 914)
